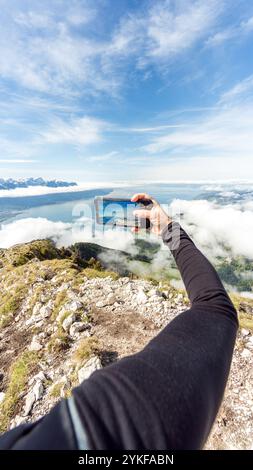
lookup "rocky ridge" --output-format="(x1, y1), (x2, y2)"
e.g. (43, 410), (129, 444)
(0, 239), (252, 449)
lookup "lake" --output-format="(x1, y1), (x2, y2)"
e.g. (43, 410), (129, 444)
(0, 183), (207, 225)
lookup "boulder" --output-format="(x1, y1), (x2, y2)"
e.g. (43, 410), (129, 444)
(241, 348), (252, 359)
(33, 381), (44, 401)
(69, 322), (90, 337)
(65, 300), (83, 312)
(241, 328), (250, 337)
(246, 337), (253, 350)
(62, 313), (76, 332)
(28, 371), (46, 386)
(107, 293), (117, 305)
(96, 300), (107, 308)
(32, 303), (42, 316)
(57, 301), (83, 322)
(136, 290), (148, 304)
(40, 305), (52, 318)
(23, 391), (36, 416)
(29, 336), (43, 351)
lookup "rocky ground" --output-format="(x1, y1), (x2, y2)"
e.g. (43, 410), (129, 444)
(0, 240), (252, 449)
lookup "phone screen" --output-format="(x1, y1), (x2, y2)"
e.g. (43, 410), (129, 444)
(94, 197), (152, 228)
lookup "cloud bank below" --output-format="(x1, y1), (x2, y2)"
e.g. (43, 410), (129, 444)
(1, 199), (253, 262)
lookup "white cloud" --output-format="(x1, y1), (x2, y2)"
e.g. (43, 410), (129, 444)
(0, 218), (71, 248)
(0, 216), (135, 251)
(109, 0), (223, 66)
(170, 199), (253, 259)
(146, 0), (221, 59)
(14, 11), (52, 29)
(40, 116), (107, 146)
(14, 3), (97, 29)
(0, 0), (225, 97)
(241, 15), (253, 32)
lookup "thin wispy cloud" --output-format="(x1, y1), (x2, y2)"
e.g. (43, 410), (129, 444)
(206, 14), (253, 46)
(40, 116), (108, 146)
(219, 75), (253, 103)
(88, 151), (119, 162)
(143, 103), (253, 157)
(205, 28), (237, 47)
(0, 136), (38, 159)
(139, 71), (253, 158)
(121, 124), (190, 134)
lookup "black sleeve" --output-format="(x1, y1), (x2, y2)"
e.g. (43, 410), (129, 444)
(0, 222), (238, 450)
(0, 400), (77, 449)
(162, 222), (238, 316)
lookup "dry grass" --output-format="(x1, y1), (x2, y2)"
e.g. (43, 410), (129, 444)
(0, 351), (39, 433)
(73, 337), (99, 364)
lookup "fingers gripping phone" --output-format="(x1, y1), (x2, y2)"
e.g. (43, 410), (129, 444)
(94, 197), (153, 229)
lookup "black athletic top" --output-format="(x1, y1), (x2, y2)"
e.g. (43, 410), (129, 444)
(0, 222), (238, 450)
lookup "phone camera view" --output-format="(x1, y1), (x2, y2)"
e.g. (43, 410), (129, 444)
(94, 197), (153, 229)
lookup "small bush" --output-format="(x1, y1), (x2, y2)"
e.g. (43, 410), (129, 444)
(47, 328), (70, 353)
(73, 337), (99, 364)
(49, 382), (64, 398)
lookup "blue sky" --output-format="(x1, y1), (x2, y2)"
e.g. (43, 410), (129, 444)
(0, 0), (253, 183)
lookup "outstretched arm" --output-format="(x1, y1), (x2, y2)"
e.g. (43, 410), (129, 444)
(71, 216), (238, 449)
(0, 195), (238, 450)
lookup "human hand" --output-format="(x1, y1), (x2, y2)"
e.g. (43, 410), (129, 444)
(131, 193), (172, 236)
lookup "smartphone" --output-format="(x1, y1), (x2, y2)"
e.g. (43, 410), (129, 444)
(94, 196), (153, 229)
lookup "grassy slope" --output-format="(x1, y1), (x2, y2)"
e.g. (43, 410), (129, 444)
(0, 238), (252, 330)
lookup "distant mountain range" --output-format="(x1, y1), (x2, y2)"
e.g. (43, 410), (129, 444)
(0, 178), (77, 190)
